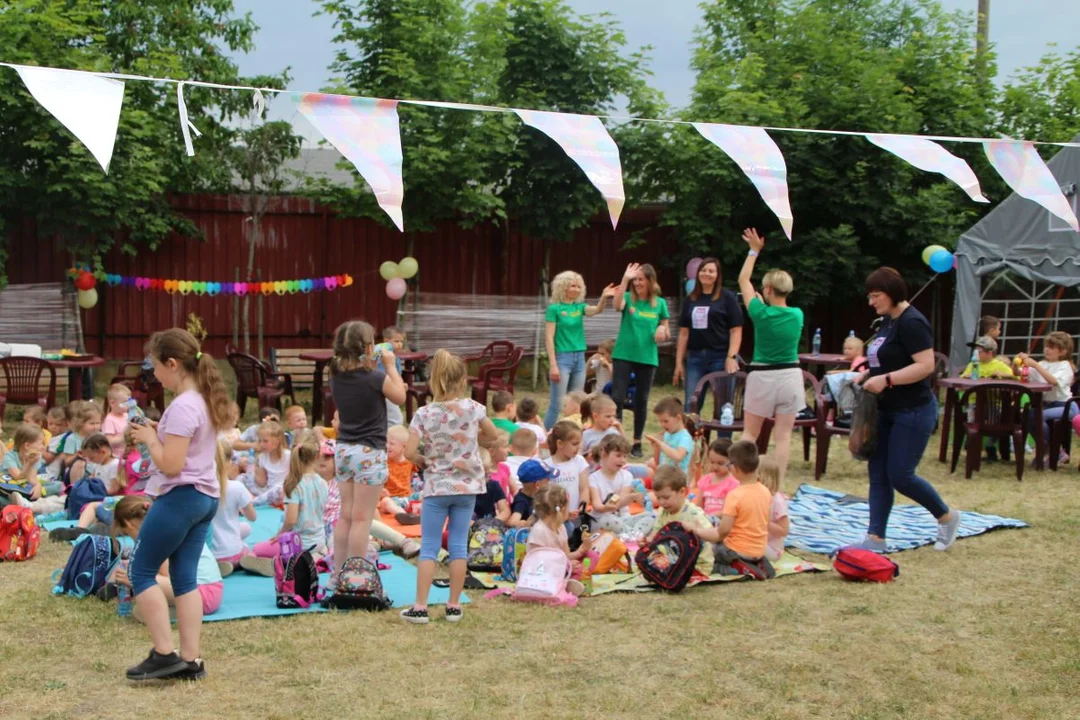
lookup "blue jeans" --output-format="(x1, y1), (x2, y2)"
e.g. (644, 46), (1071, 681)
(419, 494), (477, 562)
(684, 349), (729, 413)
(867, 398), (948, 538)
(545, 351), (587, 429)
(129, 485), (218, 597)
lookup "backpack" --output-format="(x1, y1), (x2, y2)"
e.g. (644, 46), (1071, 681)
(832, 547), (899, 583)
(510, 547), (575, 606)
(467, 517), (506, 572)
(276, 531), (303, 561)
(0, 506), (40, 562)
(65, 477), (107, 520)
(590, 531), (631, 574)
(499, 527), (530, 582)
(52, 534), (118, 597)
(323, 555), (391, 611)
(834, 379), (859, 427)
(274, 549), (322, 609)
(634, 522), (702, 592)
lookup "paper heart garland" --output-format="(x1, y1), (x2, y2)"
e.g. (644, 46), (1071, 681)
(325, 276), (338, 291)
(342, 274), (354, 287)
(164, 280), (178, 294)
(274, 281), (286, 295)
(261, 282), (273, 296)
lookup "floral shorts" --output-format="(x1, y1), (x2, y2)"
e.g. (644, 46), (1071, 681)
(334, 442), (388, 486)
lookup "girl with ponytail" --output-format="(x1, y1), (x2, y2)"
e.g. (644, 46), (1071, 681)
(124, 328), (230, 683)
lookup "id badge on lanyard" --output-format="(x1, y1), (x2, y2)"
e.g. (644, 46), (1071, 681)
(867, 320), (892, 370)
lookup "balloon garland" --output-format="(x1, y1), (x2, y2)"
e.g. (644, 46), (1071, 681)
(100, 273), (354, 295)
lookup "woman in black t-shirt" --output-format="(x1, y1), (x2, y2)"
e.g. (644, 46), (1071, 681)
(673, 257), (744, 411)
(856, 267), (961, 553)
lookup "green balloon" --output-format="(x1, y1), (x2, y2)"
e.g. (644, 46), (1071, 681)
(921, 245), (947, 266)
(397, 256), (419, 279)
(379, 261), (399, 281)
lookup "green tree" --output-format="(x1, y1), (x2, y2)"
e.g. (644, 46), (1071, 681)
(998, 49), (1080, 148)
(0, 0), (281, 283)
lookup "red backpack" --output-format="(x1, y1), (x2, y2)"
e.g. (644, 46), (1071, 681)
(0, 506), (41, 562)
(832, 547), (899, 583)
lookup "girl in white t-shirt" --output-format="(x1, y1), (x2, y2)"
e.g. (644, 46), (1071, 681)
(587, 434), (641, 533)
(210, 441), (257, 575)
(1018, 331), (1078, 461)
(546, 421), (589, 515)
(251, 420), (291, 505)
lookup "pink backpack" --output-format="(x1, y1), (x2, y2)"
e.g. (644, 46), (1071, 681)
(276, 531), (303, 560)
(510, 547), (576, 606)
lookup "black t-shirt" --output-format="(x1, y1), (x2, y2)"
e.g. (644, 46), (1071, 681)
(510, 490), (534, 521)
(679, 289), (744, 353)
(330, 367), (388, 449)
(473, 479), (507, 519)
(866, 305), (934, 412)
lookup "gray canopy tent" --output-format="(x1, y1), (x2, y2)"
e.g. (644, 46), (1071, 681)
(950, 139), (1080, 369)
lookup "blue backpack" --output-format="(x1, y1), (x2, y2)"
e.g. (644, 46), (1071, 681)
(52, 534), (119, 598)
(65, 477), (107, 520)
(499, 528), (529, 582)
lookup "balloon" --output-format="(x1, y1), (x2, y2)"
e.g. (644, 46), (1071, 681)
(397, 257), (419, 279)
(74, 271), (96, 291)
(379, 261), (399, 281)
(77, 288), (98, 309)
(386, 277), (407, 300)
(685, 257), (703, 281)
(921, 245), (947, 266)
(929, 249), (954, 273)
(685, 279), (695, 294)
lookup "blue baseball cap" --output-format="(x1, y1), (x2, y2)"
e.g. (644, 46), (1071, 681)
(517, 459), (559, 485)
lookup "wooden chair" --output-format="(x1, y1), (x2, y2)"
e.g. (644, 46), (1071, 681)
(109, 360), (165, 413)
(950, 382), (1028, 481)
(227, 352), (295, 416)
(470, 345), (523, 406)
(0, 357), (56, 416)
(1047, 379), (1079, 471)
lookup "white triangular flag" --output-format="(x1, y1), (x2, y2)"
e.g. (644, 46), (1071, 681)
(985, 140), (1079, 232)
(15, 65), (125, 173)
(866, 134), (988, 203)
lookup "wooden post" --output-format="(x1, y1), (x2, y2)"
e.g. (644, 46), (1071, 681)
(976, 0), (990, 59)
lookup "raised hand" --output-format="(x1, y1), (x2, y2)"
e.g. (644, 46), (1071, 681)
(623, 263), (642, 281)
(742, 228), (765, 252)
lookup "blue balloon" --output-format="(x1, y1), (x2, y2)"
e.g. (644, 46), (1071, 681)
(685, 279), (695, 294)
(929, 249), (954, 273)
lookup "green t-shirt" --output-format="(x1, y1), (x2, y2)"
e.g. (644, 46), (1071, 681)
(492, 418), (520, 435)
(747, 297), (803, 365)
(545, 302), (588, 354)
(613, 292), (670, 367)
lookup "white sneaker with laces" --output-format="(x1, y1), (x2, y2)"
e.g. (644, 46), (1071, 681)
(934, 512), (962, 551)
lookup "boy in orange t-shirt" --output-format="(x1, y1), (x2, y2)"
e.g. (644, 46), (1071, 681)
(379, 425), (419, 524)
(692, 440), (774, 577)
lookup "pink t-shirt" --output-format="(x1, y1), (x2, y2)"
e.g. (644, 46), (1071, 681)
(767, 492), (789, 561)
(101, 413), (129, 457)
(850, 355), (867, 371)
(697, 473), (739, 516)
(146, 390), (220, 499)
(527, 520), (569, 553)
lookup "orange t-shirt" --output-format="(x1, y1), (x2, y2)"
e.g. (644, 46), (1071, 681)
(722, 481), (772, 558)
(385, 458), (415, 498)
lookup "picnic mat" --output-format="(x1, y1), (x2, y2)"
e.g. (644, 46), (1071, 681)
(785, 484), (1028, 555)
(471, 551), (827, 596)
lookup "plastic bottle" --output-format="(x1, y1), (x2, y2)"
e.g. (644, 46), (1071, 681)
(848, 330), (855, 338)
(581, 557), (593, 596)
(812, 328), (822, 356)
(117, 547), (133, 618)
(720, 403), (735, 426)
(631, 479), (654, 513)
(122, 398), (152, 466)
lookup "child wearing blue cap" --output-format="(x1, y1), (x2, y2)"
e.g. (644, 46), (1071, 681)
(507, 459), (557, 528)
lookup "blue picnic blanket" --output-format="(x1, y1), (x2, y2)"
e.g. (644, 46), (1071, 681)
(785, 484), (1028, 555)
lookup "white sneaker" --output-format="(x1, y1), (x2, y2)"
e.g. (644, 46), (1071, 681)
(12, 493), (32, 509)
(934, 512), (962, 551)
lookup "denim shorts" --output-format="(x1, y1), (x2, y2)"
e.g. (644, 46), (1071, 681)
(335, 442), (388, 486)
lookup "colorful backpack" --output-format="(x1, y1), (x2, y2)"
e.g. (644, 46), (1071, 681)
(323, 556), (391, 611)
(52, 534), (118, 597)
(634, 522), (702, 592)
(590, 530), (631, 574)
(274, 549), (322, 609)
(0, 506), (40, 562)
(499, 527), (530, 582)
(65, 476), (108, 520)
(510, 547), (575, 606)
(276, 531), (303, 561)
(467, 518), (506, 572)
(832, 547), (899, 583)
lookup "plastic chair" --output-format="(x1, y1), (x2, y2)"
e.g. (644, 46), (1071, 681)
(1048, 379), (1079, 471)
(814, 382), (852, 480)
(950, 382), (1028, 481)
(0, 357), (56, 416)
(227, 352), (295, 416)
(689, 371), (770, 454)
(110, 360), (165, 413)
(470, 346), (523, 406)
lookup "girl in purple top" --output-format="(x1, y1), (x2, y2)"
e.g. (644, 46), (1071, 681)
(125, 329), (231, 683)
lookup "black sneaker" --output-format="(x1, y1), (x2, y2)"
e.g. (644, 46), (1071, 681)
(125, 649), (188, 681)
(399, 607), (429, 624)
(177, 658), (207, 681)
(630, 443), (644, 459)
(444, 605), (463, 623)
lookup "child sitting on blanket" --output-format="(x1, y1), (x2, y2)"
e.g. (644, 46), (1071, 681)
(694, 438), (739, 519)
(41, 406), (69, 469)
(587, 434), (651, 535)
(378, 425), (419, 524)
(5, 405), (52, 450)
(692, 441), (775, 578)
(758, 458), (789, 562)
(508, 459), (555, 528)
(648, 466), (714, 577)
(101, 384), (132, 458)
(1, 423), (65, 513)
(581, 395), (621, 458)
(505, 428), (538, 492)
(250, 420), (291, 505)
(546, 421), (589, 524)
(242, 432), (328, 576)
(69, 432), (123, 494)
(474, 448), (511, 522)
(490, 391), (520, 435)
(527, 484), (591, 597)
(284, 405), (308, 445)
(233, 406), (280, 454)
(211, 440), (257, 576)
(514, 398), (548, 450)
(561, 391), (589, 428)
(48, 401), (102, 478)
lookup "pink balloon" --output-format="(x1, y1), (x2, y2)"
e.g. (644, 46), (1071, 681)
(386, 277), (407, 300)
(686, 257), (703, 280)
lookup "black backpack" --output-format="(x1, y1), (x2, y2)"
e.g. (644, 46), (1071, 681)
(274, 549), (321, 609)
(634, 522), (702, 592)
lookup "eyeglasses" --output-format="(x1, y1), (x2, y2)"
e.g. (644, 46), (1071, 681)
(866, 291), (885, 301)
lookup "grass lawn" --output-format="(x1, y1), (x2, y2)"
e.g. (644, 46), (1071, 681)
(1, 365), (1078, 719)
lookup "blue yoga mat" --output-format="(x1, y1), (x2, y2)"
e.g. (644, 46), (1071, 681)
(785, 484), (1028, 555)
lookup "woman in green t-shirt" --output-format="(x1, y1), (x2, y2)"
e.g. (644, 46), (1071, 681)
(612, 263), (671, 456)
(543, 271), (617, 429)
(737, 228), (805, 482)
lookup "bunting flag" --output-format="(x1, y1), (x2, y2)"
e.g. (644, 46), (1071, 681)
(297, 93), (405, 231)
(866, 134), (989, 203)
(514, 109), (625, 228)
(984, 140), (1080, 232)
(14, 66), (125, 173)
(693, 123), (794, 239)
(102, 272), (353, 296)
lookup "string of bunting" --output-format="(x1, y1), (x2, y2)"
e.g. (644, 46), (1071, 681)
(101, 272), (354, 296)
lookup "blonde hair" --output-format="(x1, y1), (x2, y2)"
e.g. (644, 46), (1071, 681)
(564, 391), (589, 416)
(479, 447), (494, 476)
(285, 405), (307, 421)
(148, 328), (231, 430)
(843, 336), (864, 351)
(550, 270), (587, 305)
(533, 484), (569, 520)
(758, 457), (781, 494)
(71, 402), (102, 434)
(107, 383), (132, 404)
(111, 495), (152, 537)
(763, 270), (793, 298)
(284, 431), (319, 498)
(510, 427), (538, 455)
(429, 349), (468, 402)
(1045, 331), (1076, 371)
(214, 439), (231, 497)
(12, 423), (43, 452)
(387, 425), (410, 445)
(258, 420), (286, 451)
(330, 320), (377, 375)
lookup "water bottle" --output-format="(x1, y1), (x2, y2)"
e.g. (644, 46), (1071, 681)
(631, 479), (654, 513)
(581, 557), (593, 596)
(122, 398), (152, 466)
(812, 328), (822, 356)
(848, 330), (855, 338)
(720, 403), (735, 426)
(117, 547), (133, 617)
